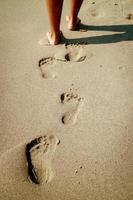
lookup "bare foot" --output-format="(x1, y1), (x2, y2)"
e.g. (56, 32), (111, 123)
(46, 31), (62, 45)
(66, 16), (81, 31)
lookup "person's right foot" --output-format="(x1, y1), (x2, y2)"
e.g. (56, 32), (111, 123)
(66, 16), (81, 31)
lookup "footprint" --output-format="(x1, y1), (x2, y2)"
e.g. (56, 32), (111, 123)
(38, 57), (56, 79)
(38, 45), (86, 79)
(26, 135), (60, 184)
(54, 45), (86, 62)
(54, 45), (68, 62)
(65, 45), (86, 62)
(61, 100), (84, 125)
(60, 91), (84, 125)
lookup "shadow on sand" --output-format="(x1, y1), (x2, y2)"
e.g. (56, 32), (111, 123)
(61, 24), (133, 45)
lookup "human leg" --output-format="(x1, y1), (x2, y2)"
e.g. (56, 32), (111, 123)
(67, 0), (84, 30)
(45, 0), (64, 45)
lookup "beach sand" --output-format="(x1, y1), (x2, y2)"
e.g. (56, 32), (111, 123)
(0, 0), (133, 199)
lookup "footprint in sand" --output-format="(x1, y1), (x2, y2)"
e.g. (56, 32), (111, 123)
(26, 135), (60, 184)
(38, 45), (86, 79)
(38, 57), (56, 79)
(45, 45), (86, 63)
(54, 45), (86, 62)
(64, 45), (86, 62)
(60, 91), (84, 125)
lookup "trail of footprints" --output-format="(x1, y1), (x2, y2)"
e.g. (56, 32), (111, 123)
(2, 21), (87, 186)
(28, 44), (86, 184)
(2, 44), (86, 185)
(1, 46), (86, 186)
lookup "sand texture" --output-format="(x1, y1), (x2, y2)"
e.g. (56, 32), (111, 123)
(0, 0), (133, 199)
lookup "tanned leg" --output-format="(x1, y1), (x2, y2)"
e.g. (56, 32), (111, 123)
(45, 0), (64, 45)
(67, 0), (84, 30)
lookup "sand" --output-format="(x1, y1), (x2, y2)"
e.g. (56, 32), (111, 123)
(0, 0), (133, 199)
